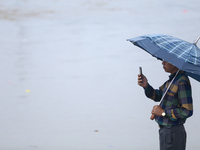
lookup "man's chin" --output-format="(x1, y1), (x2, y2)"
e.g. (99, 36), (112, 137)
(164, 68), (170, 73)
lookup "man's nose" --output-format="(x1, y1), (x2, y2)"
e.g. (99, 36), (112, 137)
(162, 60), (166, 64)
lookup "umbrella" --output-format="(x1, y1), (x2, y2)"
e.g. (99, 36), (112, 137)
(127, 34), (200, 82)
(127, 34), (200, 120)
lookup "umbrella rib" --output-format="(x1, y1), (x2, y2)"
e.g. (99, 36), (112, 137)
(194, 47), (198, 65)
(177, 44), (191, 59)
(168, 41), (184, 53)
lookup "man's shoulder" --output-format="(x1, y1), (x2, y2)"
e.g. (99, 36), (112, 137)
(177, 71), (190, 85)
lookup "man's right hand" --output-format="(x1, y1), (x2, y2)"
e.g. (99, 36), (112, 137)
(138, 74), (148, 88)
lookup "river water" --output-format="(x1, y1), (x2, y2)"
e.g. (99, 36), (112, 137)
(0, 0), (200, 149)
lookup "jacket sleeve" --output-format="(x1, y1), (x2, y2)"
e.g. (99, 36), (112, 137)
(144, 83), (164, 102)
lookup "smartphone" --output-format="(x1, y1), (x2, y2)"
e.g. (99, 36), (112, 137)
(139, 67), (143, 83)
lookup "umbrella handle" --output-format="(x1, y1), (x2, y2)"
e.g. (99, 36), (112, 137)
(150, 114), (155, 120)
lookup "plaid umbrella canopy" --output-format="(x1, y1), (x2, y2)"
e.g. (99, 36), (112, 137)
(127, 34), (200, 82)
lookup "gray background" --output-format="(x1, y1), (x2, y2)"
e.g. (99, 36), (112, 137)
(0, 0), (200, 149)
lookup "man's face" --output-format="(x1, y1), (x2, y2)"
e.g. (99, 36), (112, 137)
(162, 61), (178, 74)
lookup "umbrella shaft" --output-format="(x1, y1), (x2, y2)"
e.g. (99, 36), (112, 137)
(194, 37), (200, 45)
(158, 70), (180, 106)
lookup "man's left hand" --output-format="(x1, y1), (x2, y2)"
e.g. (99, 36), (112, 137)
(151, 105), (163, 116)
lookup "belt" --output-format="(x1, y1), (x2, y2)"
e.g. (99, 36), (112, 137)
(159, 125), (171, 128)
(159, 124), (183, 129)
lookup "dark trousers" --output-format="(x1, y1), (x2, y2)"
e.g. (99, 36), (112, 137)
(159, 124), (186, 150)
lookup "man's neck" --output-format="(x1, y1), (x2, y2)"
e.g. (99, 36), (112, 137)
(170, 69), (179, 75)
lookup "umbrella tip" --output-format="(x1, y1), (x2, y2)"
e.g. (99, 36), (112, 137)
(194, 37), (200, 45)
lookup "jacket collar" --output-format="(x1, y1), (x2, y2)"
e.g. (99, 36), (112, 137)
(168, 70), (184, 81)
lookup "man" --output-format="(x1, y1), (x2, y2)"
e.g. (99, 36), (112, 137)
(138, 60), (193, 150)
